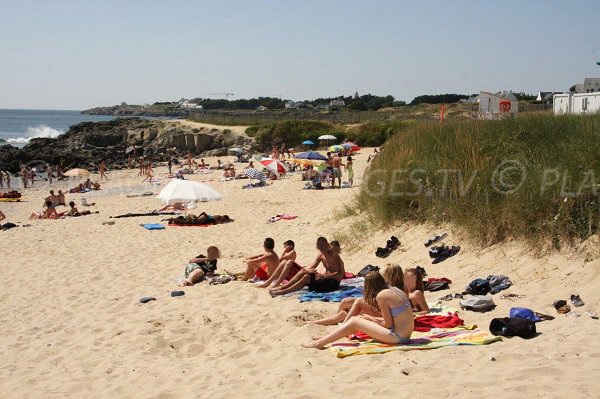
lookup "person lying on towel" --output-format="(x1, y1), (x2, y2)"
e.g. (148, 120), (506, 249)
(167, 212), (232, 225)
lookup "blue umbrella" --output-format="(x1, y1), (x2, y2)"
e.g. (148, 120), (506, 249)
(294, 151), (328, 161)
(302, 140), (315, 145)
(244, 167), (266, 181)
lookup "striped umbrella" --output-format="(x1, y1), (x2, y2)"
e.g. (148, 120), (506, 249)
(260, 158), (288, 174)
(244, 167), (266, 181)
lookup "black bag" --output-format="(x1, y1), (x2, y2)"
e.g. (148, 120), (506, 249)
(424, 281), (449, 292)
(465, 278), (490, 295)
(489, 317), (537, 339)
(357, 264), (380, 277)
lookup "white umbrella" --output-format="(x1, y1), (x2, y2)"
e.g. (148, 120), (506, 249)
(157, 180), (223, 204)
(228, 147), (242, 154)
(318, 134), (337, 147)
(318, 135), (337, 141)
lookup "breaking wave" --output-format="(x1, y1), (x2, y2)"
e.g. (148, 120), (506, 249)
(6, 125), (64, 144)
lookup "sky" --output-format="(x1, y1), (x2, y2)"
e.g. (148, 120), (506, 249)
(1, 0), (599, 110)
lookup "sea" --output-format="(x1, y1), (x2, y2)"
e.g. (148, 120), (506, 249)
(0, 109), (115, 148)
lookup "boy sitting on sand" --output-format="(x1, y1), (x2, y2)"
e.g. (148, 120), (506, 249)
(256, 240), (298, 288)
(180, 246), (221, 286)
(242, 238), (279, 281)
(270, 237), (345, 296)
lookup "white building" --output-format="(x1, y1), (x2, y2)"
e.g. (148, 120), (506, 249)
(553, 92), (600, 115)
(179, 99), (202, 109)
(478, 90), (518, 117)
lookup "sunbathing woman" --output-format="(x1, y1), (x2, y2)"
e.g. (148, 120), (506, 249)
(179, 246), (220, 286)
(404, 267), (429, 315)
(309, 263), (405, 325)
(168, 212), (232, 225)
(156, 202), (186, 212)
(302, 270), (414, 349)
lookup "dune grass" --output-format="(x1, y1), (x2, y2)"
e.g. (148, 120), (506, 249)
(356, 113), (600, 248)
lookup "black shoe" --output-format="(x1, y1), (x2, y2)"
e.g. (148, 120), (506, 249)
(375, 247), (392, 258)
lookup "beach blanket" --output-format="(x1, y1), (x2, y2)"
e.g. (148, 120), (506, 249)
(298, 287), (363, 303)
(111, 212), (177, 218)
(142, 223), (165, 230)
(0, 197), (24, 202)
(267, 214), (298, 223)
(168, 223), (212, 228)
(330, 328), (501, 358)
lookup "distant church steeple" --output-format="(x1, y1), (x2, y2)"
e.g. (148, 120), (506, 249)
(354, 91), (359, 99)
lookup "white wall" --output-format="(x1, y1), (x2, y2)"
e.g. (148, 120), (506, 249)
(554, 93), (600, 114)
(479, 93), (518, 115)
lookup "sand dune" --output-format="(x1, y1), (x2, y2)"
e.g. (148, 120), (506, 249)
(1, 151), (599, 398)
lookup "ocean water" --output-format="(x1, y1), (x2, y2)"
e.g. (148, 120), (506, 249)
(0, 109), (114, 147)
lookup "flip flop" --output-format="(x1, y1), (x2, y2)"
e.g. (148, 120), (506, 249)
(570, 294), (584, 307)
(534, 312), (555, 321)
(453, 293), (464, 299)
(438, 294), (453, 301)
(585, 311), (599, 320)
(139, 296), (156, 303)
(170, 291), (185, 297)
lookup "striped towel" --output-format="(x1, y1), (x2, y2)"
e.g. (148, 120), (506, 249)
(329, 328), (502, 358)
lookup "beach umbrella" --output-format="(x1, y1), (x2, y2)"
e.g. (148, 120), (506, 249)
(244, 168), (267, 181)
(294, 151), (328, 161)
(157, 179), (223, 204)
(318, 135), (337, 141)
(318, 134), (337, 147)
(228, 147), (242, 154)
(260, 158), (288, 174)
(341, 142), (361, 151)
(63, 168), (91, 177)
(126, 146), (136, 154)
(328, 145), (345, 153)
(302, 140), (315, 145)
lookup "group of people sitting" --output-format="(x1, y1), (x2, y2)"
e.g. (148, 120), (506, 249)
(177, 236), (428, 350)
(69, 179), (101, 193)
(29, 189), (94, 219)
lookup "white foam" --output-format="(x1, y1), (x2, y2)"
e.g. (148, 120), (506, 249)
(6, 124), (63, 144)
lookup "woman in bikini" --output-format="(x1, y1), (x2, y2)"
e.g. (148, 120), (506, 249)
(302, 270), (414, 349)
(308, 263), (405, 325)
(404, 267), (429, 314)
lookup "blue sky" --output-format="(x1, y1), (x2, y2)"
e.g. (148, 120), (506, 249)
(1, 0), (599, 109)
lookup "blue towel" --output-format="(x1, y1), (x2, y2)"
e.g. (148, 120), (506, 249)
(298, 287), (363, 303)
(143, 223), (165, 230)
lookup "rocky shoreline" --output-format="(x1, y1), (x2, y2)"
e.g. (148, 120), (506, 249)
(0, 118), (254, 173)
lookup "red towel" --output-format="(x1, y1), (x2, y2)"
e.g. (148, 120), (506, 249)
(427, 277), (453, 284)
(414, 313), (463, 332)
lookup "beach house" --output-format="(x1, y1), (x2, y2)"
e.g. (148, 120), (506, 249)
(553, 92), (600, 114)
(478, 91), (518, 118)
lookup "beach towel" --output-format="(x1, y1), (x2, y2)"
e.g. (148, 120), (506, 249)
(142, 223), (165, 230)
(0, 197), (24, 202)
(330, 328), (501, 358)
(267, 214), (298, 223)
(298, 287), (363, 303)
(414, 312), (464, 332)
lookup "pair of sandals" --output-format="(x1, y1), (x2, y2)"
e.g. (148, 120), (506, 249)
(428, 245), (461, 264)
(139, 290), (186, 303)
(375, 236), (400, 258)
(438, 293), (464, 301)
(424, 232), (447, 247)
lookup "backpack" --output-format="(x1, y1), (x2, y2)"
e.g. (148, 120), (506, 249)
(357, 264), (380, 277)
(459, 295), (496, 312)
(489, 317), (537, 339)
(465, 278), (490, 295)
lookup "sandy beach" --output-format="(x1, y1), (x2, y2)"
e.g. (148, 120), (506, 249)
(1, 150), (599, 399)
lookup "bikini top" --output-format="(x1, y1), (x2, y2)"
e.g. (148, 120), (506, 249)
(389, 287), (412, 317)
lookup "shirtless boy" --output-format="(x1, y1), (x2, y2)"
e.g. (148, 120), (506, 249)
(242, 238), (280, 281)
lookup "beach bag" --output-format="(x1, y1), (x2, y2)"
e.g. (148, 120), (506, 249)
(489, 317), (537, 339)
(465, 278), (490, 295)
(459, 295), (496, 312)
(424, 281), (449, 292)
(357, 264), (380, 277)
(509, 307), (541, 322)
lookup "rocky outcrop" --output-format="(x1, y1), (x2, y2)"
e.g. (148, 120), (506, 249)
(0, 118), (254, 173)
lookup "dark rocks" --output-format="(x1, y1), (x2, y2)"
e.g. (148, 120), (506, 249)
(0, 118), (254, 173)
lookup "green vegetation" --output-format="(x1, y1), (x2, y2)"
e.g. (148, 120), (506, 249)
(246, 121), (343, 148)
(410, 94), (472, 105)
(356, 113), (600, 248)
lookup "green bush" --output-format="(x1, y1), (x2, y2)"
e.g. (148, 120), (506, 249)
(248, 121), (344, 149)
(357, 113), (600, 248)
(346, 121), (413, 147)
